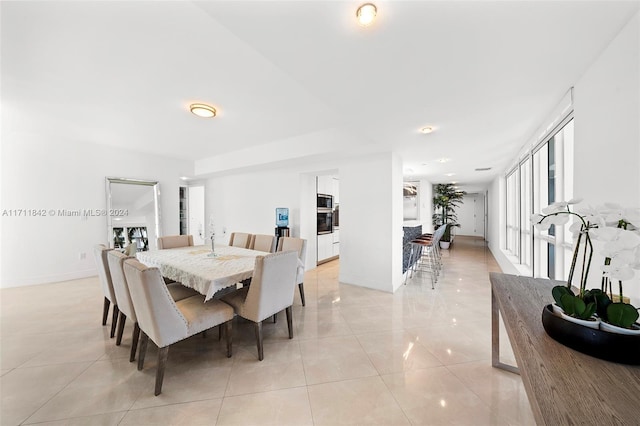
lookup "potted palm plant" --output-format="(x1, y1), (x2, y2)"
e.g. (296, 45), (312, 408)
(432, 184), (466, 249)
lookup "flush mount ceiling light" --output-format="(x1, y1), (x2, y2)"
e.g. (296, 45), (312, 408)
(190, 103), (216, 118)
(420, 126), (434, 134)
(356, 3), (377, 26)
(437, 158), (450, 163)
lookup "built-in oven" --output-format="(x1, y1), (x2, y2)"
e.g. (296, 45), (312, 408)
(317, 210), (333, 235)
(317, 194), (333, 210)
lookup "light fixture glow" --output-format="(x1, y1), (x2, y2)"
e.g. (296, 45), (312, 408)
(356, 3), (377, 26)
(437, 158), (450, 163)
(420, 126), (434, 134)
(445, 173), (456, 177)
(190, 103), (216, 118)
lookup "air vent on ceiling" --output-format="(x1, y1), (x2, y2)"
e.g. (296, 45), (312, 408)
(475, 167), (492, 171)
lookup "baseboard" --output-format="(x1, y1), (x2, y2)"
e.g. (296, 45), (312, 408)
(1, 268), (97, 288)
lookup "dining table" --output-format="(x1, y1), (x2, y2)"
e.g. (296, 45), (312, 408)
(136, 245), (269, 301)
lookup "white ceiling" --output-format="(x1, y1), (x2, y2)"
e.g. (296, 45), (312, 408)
(3, 1), (639, 191)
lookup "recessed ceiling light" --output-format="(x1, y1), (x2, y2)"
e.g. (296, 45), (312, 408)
(180, 176), (190, 180)
(190, 103), (216, 118)
(356, 3), (377, 26)
(445, 173), (456, 177)
(450, 181), (457, 184)
(437, 158), (450, 163)
(420, 126), (434, 134)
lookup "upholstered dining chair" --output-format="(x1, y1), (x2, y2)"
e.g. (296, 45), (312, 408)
(123, 258), (235, 396)
(107, 251), (200, 361)
(93, 244), (119, 338)
(221, 250), (298, 361)
(249, 234), (276, 253)
(276, 237), (308, 307)
(157, 234), (194, 250)
(228, 232), (252, 248)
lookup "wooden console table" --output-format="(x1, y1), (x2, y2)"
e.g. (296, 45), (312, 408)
(490, 273), (640, 425)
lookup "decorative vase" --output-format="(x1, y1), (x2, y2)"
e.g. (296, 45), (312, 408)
(440, 241), (450, 250)
(551, 304), (600, 329)
(599, 321), (640, 336)
(542, 304), (640, 364)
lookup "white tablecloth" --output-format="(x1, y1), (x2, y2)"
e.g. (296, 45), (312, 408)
(136, 245), (268, 301)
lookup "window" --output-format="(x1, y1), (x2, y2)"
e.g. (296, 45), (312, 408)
(505, 118), (574, 280)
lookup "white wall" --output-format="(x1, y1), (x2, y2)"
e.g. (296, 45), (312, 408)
(188, 185), (206, 245)
(340, 152), (404, 292)
(204, 167), (318, 269)
(574, 12), (639, 207)
(0, 134), (192, 287)
(204, 152), (404, 293)
(573, 11), (640, 303)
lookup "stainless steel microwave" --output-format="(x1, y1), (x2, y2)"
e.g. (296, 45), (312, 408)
(317, 194), (333, 209)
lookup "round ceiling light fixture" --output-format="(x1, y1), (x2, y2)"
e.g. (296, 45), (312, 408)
(190, 103), (217, 118)
(420, 126), (434, 134)
(356, 3), (377, 26)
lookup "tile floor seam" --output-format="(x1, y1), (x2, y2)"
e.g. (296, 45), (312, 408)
(20, 359), (96, 425)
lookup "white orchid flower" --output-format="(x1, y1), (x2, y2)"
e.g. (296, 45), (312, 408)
(622, 208), (640, 227)
(546, 214), (570, 226)
(630, 247), (640, 269)
(601, 263), (636, 281)
(541, 203), (567, 215)
(531, 214), (552, 231)
(569, 222), (584, 235)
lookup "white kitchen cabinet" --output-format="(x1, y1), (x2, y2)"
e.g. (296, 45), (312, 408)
(317, 233), (334, 263)
(332, 229), (339, 243)
(332, 178), (339, 204)
(317, 176), (333, 195)
(332, 241), (340, 257)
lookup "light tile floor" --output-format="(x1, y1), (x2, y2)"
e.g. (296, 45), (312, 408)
(0, 237), (535, 425)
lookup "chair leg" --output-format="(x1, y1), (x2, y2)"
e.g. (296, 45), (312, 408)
(130, 322), (140, 362)
(138, 332), (149, 371)
(298, 282), (306, 307)
(116, 312), (127, 346)
(102, 297), (111, 325)
(155, 346), (169, 396)
(225, 320), (233, 358)
(285, 306), (293, 339)
(254, 322), (264, 361)
(110, 304), (120, 338)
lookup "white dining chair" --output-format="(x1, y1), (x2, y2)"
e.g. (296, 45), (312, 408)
(221, 250), (298, 361)
(249, 234), (276, 253)
(123, 258), (235, 396)
(107, 251), (200, 361)
(93, 244), (119, 338)
(228, 232), (252, 249)
(157, 235), (194, 250)
(276, 237), (308, 307)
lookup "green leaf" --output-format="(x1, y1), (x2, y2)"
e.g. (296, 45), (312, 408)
(561, 294), (577, 316)
(584, 289), (612, 319)
(553, 286), (574, 308)
(583, 302), (597, 319)
(606, 303), (640, 328)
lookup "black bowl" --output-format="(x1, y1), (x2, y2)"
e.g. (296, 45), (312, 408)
(541, 304), (640, 365)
